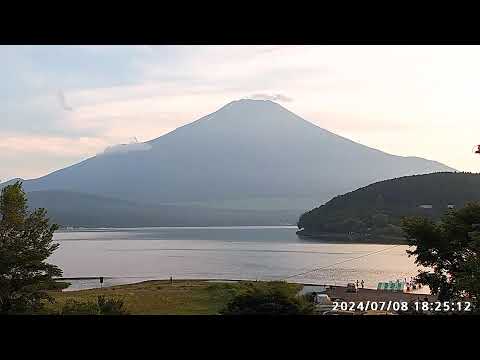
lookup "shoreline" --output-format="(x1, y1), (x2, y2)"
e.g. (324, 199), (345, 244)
(57, 279), (437, 303)
(59, 277), (430, 296)
(53, 279), (435, 313)
(296, 231), (407, 245)
(56, 225), (407, 245)
(57, 225), (298, 231)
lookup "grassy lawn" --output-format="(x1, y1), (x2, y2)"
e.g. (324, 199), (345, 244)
(46, 280), (303, 315)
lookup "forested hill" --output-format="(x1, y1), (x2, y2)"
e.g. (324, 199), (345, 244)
(297, 172), (480, 239)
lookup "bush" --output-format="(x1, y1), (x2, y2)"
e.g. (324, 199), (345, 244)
(61, 299), (99, 315)
(97, 296), (128, 315)
(60, 296), (128, 315)
(220, 282), (314, 315)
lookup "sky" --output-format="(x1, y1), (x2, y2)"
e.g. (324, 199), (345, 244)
(1, 45), (480, 181)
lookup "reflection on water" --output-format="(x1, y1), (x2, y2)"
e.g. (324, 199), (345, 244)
(50, 227), (421, 291)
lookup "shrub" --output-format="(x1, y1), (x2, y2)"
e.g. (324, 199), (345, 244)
(61, 299), (99, 315)
(60, 296), (129, 315)
(97, 295), (128, 315)
(221, 281), (314, 315)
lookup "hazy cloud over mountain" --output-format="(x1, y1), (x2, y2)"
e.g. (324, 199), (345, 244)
(248, 93), (293, 102)
(99, 141), (152, 156)
(57, 90), (73, 111)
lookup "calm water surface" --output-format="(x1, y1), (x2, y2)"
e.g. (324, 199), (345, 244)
(49, 226), (421, 291)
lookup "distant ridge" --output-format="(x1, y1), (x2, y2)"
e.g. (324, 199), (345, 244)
(27, 190), (298, 227)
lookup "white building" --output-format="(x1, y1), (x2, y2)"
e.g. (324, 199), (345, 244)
(419, 204), (433, 209)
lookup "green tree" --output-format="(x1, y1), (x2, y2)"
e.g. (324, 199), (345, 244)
(0, 181), (62, 314)
(221, 282), (314, 315)
(401, 202), (480, 306)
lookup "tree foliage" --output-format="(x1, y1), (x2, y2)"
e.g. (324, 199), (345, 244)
(0, 181), (62, 314)
(221, 281), (314, 315)
(402, 202), (480, 306)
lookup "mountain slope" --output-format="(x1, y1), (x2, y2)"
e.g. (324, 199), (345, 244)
(2, 99), (454, 219)
(297, 172), (480, 239)
(27, 190), (298, 227)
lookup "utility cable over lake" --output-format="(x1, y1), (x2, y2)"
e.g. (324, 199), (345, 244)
(50, 227), (417, 291)
(284, 244), (404, 281)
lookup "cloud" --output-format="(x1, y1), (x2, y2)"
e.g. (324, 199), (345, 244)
(4, 45), (480, 179)
(248, 93), (293, 102)
(0, 132), (109, 181)
(0, 133), (107, 157)
(99, 141), (153, 156)
(0, 94), (77, 137)
(57, 90), (73, 111)
(311, 111), (414, 133)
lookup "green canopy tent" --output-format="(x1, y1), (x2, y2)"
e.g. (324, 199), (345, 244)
(377, 281), (405, 292)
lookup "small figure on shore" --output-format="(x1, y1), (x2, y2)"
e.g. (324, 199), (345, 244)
(361, 280), (364, 289)
(170, 276), (173, 285)
(356, 280), (359, 288)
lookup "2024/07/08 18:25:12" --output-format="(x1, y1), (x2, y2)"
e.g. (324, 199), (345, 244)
(414, 301), (472, 312)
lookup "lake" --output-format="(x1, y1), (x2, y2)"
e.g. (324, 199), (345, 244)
(49, 226), (421, 291)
